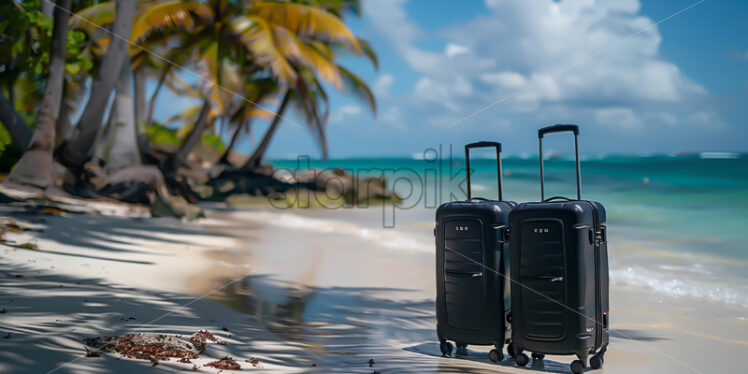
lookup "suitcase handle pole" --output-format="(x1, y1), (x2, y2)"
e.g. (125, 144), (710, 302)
(464, 141), (503, 201)
(538, 124), (581, 201)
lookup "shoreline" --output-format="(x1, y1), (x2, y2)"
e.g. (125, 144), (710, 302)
(0, 205), (746, 373)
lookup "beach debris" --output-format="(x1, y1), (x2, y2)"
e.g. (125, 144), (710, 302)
(190, 330), (218, 352)
(246, 358), (259, 366)
(85, 334), (199, 361)
(178, 357), (192, 363)
(19, 242), (38, 250)
(221, 326), (230, 331)
(84, 347), (102, 358)
(205, 356), (241, 370)
(368, 358), (375, 367)
(42, 207), (65, 215)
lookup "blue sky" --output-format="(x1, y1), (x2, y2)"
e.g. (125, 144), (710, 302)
(157, 0), (748, 158)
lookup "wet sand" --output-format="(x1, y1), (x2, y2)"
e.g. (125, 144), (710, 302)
(0, 205), (746, 373)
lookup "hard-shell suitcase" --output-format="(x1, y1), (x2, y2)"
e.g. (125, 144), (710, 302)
(435, 141), (515, 363)
(508, 125), (609, 374)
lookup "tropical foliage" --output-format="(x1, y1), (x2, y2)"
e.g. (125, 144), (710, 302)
(0, 0), (377, 212)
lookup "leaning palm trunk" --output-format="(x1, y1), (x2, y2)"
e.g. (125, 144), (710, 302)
(218, 119), (249, 164)
(133, 69), (146, 128)
(243, 90), (291, 169)
(59, 0), (136, 170)
(145, 64), (172, 127)
(6, 0), (72, 188)
(101, 59), (141, 173)
(164, 100), (211, 172)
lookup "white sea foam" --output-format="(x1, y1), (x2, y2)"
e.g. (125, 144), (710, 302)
(236, 211), (433, 253)
(236, 211), (747, 308)
(611, 266), (747, 308)
(699, 152), (739, 159)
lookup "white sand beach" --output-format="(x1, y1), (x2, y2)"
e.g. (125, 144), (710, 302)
(1, 205), (746, 373)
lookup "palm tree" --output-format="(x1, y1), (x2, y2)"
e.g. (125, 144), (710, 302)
(58, 0), (137, 171)
(99, 56), (141, 173)
(5, 0), (72, 188)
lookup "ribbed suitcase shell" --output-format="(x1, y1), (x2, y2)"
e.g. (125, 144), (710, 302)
(509, 200), (609, 357)
(435, 200), (514, 347)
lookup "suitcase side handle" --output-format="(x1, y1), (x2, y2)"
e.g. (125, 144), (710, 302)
(464, 141), (503, 201)
(538, 124), (582, 201)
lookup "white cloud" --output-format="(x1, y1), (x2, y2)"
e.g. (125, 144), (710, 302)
(373, 74), (394, 97)
(445, 43), (469, 57)
(595, 107), (644, 129)
(364, 0), (711, 131)
(479, 71), (528, 89)
(414, 76), (473, 111)
(380, 106), (406, 130)
(330, 105), (362, 124)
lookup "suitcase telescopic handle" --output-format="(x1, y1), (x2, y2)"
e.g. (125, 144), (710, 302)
(465, 141), (503, 201)
(538, 124), (582, 201)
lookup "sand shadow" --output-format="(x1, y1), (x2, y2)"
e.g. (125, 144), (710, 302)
(609, 328), (668, 342)
(406, 343), (570, 373)
(3, 208), (244, 261)
(0, 261), (316, 374)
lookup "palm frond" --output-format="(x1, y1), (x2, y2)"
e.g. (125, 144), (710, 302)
(70, 2), (115, 35)
(337, 65), (375, 115)
(357, 38), (378, 70)
(285, 33), (342, 89)
(130, 1), (214, 45)
(253, 2), (360, 52)
(230, 15), (297, 84)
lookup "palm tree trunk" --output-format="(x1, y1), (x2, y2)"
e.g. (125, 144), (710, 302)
(218, 119), (248, 164)
(145, 64), (172, 126)
(59, 0), (136, 170)
(133, 69), (146, 129)
(164, 100), (211, 172)
(55, 79), (73, 145)
(102, 57), (141, 173)
(0, 88), (31, 151)
(243, 90), (291, 169)
(6, 0), (72, 188)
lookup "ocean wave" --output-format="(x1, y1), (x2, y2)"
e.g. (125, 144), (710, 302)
(611, 266), (747, 308)
(700, 152), (739, 159)
(234, 210), (433, 253)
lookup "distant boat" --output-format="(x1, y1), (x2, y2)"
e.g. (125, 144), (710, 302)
(546, 151), (563, 159)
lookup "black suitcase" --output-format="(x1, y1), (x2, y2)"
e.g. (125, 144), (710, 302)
(508, 125), (609, 374)
(435, 141), (515, 363)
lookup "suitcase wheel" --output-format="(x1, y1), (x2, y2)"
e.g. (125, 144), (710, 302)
(439, 341), (453, 356)
(489, 349), (503, 363)
(570, 359), (586, 374)
(531, 352), (545, 361)
(590, 354), (604, 369)
(456, 344), (468, 356)
(506, 343), (517, 357)
(515, 353), (529, 367)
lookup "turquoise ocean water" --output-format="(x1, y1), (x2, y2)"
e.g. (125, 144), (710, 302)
(272, 153), (748, 308)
